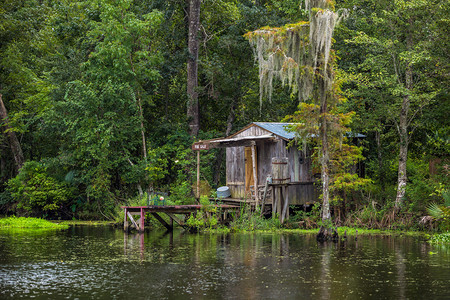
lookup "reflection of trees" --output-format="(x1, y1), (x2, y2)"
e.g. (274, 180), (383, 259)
(317, 242), (333, 300)
(394, 242), (406, 299)
(6, 228), (448, 299)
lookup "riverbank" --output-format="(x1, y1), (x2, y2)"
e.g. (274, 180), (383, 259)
(51, 220), (116, 226)
(1, 216), (447, 244)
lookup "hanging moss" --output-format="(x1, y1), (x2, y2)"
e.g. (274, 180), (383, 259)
(245, 0), (347, 105)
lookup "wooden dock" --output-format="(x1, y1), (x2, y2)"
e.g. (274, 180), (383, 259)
(122, 204), (240, 232)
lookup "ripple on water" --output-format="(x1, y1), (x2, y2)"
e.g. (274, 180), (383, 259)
(0, 228), (449, 299)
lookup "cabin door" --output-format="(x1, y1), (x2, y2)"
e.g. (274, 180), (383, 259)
(244, 146), (257, 196)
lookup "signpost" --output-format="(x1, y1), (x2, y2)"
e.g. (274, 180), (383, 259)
(192, 141), (210, 199)
(192, 142), (209, 151)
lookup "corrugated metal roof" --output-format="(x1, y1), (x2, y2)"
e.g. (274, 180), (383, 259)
(253, 122), (365, 140)
(253, 122), (296, 140)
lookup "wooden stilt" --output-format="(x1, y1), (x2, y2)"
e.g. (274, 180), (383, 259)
(140, 208), (145, 233)
(124, 208), (129, 232)
(260, 176), (269, 216)
(166, 213), (186, 228)
(277, 187), (282, 219)
(251, 143), (259, 207)
(127, 211), (140, 230)
(272, 187), (278, 218)
(281, 185), (289, 223)
(151, 212), (173, 231)
(284, 185), (289, 222)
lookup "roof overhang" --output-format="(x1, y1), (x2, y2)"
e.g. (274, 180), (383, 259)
(209, 134), (277, 148)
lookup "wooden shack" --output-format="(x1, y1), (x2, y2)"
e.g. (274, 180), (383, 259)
(197, 122), (319, 206)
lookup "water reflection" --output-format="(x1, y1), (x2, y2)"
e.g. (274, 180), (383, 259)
(0, 228), (449, 299)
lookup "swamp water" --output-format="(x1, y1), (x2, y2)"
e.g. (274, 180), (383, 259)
(0, 227), (449, 299)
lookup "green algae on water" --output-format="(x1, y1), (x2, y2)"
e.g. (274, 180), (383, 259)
(0, 216), (69, 230)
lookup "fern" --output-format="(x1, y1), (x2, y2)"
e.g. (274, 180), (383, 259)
(427, 202), (443, 219)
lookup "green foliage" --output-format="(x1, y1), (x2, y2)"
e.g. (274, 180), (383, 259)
(0, 216), (69, 230)
(427, 201), (450, 231)
(6, 161), (73, 216)
(229, 206), (281, 232)
(428, 232), (450, 244)
(0, 0), (447, 226)
(288, 204), (321, 229)
(186, 196), (220, 230)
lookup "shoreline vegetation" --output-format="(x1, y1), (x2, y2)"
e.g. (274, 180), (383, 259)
(0, 215), (447, 244)
(0, 216), (69, 230)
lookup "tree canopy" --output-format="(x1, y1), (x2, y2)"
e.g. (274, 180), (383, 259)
(0, 0), (447, 223)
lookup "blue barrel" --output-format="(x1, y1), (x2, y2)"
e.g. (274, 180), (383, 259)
(217, 186), (231, 198)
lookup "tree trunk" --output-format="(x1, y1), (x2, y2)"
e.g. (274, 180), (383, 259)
(187, 0), (200, 137)
(395, 27), (413, 210)
(395, 94), (410, 209)
(320, 91), (331, 222)
(0, 94), (24, 174)
(320, 119), (331, 222)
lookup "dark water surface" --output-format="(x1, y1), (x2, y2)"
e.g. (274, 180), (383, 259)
(0, 227), (449, 299)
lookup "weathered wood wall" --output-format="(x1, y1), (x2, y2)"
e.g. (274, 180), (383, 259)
(225, 125), (318, 204)
(226, 146), (245, 198)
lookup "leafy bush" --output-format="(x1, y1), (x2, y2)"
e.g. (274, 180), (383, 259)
(186, 196), (220, 230)
(288, 203), (321, 229)
(229, 206), (281, 231)
(6, 161), (74, 216)
(428, 232), (450, 244)
(427, 199), (450, 231)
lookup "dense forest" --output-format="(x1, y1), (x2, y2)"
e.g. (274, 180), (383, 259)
(0, 0), (448, 229)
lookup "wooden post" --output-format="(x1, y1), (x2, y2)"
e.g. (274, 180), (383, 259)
(124, 208), (128, 232)
(284, 185), (289, 222)
(251, 142), (259, 207)
(151, 212), (173, 231)
(260, 176), (269, 216)
(272, 187), (278, 218)
(166, 213), (186, 228)
(127, 211), (140, 231)
(277, 187), (282, 219)
(197, 150), (200, 199)
(281, 185), (289, 223)
(140, 208), (145, 233)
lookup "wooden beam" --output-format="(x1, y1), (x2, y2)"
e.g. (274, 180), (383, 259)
(165, 213), (186, 228)
(276, 187), (283, 217)
(272, 186), (278, 218)
(151, 212), (173, 231)
(281, 185), (289, 223)
(127, 211), (140, 231)
(260, 176), (270, 216)
(124, 208), (128, 232)
(197, 151), (200, 199)
(140, 208), (145, 233)
(251, 143), (259, 207)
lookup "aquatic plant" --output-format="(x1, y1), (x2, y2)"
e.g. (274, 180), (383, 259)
(428, 232), (450, 244)
(0, 216), (69, 230)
